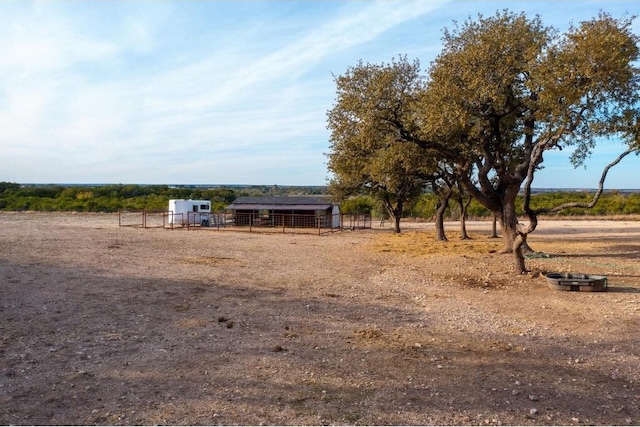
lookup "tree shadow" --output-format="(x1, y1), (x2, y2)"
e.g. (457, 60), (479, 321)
(544, 250), (639, 260)
(2, 258), (639, 426)
(605, 285), (640, 293)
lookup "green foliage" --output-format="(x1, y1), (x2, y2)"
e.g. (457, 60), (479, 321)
(0, 182), (20, 194)
(406, 190), (640, 219)
(0, 184), (206, 212)
(1, 182), (639, 217)
(0, 183), (331, 213)
(525, 191), (640, 216)
(340, 196), (375, 215)
(409, 193), (493, 219)
(409, 193), (438, 219)
(236, 185), (325, 197)
(622, 193), (640, 214)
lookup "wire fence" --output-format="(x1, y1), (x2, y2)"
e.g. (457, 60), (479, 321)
(118, 210), (172, 228)
(118, 211), (372, 235)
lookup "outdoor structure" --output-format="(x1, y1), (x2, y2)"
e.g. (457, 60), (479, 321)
(167, 199), (211, 226)
(226, 196), (341, 230)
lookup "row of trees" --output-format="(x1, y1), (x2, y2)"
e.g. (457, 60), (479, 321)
(3, 181), (639, 218)
(342, 191), (640, 221)
(0, 183), (330, 212)
(0, 183), (237, 212)
(327, 11), (640, 273)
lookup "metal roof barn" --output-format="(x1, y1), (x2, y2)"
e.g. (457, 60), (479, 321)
(226, 196), (340, 229)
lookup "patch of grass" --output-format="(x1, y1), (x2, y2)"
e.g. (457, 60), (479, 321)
(370, 231), (502, 256)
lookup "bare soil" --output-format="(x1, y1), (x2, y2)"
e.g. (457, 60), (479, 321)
(0, 212), (638, 426)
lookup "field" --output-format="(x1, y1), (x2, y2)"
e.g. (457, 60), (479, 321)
(0, 212), (639, 425)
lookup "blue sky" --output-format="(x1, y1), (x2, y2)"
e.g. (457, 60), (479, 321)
(1, 1), (639, 188)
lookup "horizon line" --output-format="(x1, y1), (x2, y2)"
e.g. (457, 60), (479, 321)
(9, 182), (640, 192)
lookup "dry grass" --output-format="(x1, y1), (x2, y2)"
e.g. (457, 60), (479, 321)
(371, 231), (504, 256)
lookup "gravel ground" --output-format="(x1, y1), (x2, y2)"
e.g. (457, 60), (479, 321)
(0, 212), (638, 425)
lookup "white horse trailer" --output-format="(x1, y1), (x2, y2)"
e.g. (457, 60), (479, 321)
(168, 199), (211, 226)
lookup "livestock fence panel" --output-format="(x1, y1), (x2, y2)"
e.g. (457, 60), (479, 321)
(118, 210), (144, 228)
(341, 213), (372, 230)
(228, 212), (345, 235)
(119, 210), (371, 234)
(118, 210), (176, 229)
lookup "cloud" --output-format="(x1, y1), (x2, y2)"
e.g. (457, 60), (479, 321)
(62, 0), (452, 161)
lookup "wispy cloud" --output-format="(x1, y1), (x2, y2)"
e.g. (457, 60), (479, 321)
(1, 0), (452, 184)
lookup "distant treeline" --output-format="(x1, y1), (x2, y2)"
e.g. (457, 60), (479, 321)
(1, 182), (639, 217)
(0, 183), (325, 213)
(343, 191), (640, 219)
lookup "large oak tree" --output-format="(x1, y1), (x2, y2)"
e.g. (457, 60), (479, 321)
(328, 11), (639, 273)
(415, 11), (640, 273)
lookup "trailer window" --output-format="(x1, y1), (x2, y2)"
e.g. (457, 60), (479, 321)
(192, 205), (198, 212)
(201, 204), (210, 210)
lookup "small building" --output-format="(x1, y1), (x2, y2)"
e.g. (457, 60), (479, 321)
(226, 196), (340, 229)
(167, 199), (211, 226)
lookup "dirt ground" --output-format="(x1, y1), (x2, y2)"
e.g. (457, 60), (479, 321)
(0, 212), (638, 426)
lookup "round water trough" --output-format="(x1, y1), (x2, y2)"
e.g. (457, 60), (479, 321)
(545, 273), (607, 292)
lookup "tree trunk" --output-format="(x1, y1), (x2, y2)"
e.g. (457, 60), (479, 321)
(460, 179), (531, 272)
(498, 198), (519, 254)
(393, 214), (401, 233)
(435, 208), (447, 241)
(490, 215), (499, 238)
(496, 188), (537, 255)
(512, 233), (527, 274)
(434, 197), (449, 241)
(459, 215), (469, 240)
(382, 198), (403, 233)
(459, 195), (471, 240)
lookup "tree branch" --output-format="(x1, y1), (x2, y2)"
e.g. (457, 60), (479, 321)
(537, 147), (638, 215)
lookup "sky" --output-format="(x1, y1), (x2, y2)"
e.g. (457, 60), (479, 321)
(1, 0), (639, 188)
